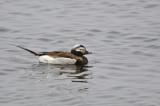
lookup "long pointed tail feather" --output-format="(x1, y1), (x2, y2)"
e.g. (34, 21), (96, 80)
(10, 44), (39, 56)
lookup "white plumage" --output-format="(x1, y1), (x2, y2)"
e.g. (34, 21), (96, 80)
(38, 55), (77, 64)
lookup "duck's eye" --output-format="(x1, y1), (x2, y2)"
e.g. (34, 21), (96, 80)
(76, 47), (84, 52)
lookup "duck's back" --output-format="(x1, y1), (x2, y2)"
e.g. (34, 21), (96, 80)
(38, 51), (87, 65)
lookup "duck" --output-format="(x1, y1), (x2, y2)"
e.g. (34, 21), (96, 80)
(13, 44), (92, 65)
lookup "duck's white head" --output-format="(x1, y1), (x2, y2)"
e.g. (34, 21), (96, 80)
(71, 44), (92, 56)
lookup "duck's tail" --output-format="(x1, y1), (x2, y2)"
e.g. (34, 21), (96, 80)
(11, 44), (40, 56)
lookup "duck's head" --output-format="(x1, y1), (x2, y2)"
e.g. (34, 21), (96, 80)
(71, 44), (92, 56)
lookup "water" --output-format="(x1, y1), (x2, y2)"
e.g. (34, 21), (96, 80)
(0, 0), (160, 106)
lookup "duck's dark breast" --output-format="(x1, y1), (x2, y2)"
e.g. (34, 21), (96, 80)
(75, 56), (88, 65)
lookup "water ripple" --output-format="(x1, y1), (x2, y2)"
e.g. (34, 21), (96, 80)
(0, 27), (10, 32)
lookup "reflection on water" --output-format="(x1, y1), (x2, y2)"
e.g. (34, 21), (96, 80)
(28, 63), (92, 83)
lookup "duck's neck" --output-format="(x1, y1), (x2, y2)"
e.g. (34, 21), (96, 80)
(71, 50), (83, 56)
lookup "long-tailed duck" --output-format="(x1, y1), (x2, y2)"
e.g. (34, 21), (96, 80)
(13, 44), (92, 65)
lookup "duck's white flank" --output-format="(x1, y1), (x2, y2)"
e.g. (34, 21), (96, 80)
(38, 55), (77, 64)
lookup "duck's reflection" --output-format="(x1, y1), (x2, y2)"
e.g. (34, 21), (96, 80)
(58, 65), (92, 83)
(28, 63), (92, 83)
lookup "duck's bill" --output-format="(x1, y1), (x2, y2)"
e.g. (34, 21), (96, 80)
(85, 51), (92, 54)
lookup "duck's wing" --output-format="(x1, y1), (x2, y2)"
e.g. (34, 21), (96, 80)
(42, 51), (80, 60)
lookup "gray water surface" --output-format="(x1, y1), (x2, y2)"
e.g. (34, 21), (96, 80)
(0, 0), (160, 106)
